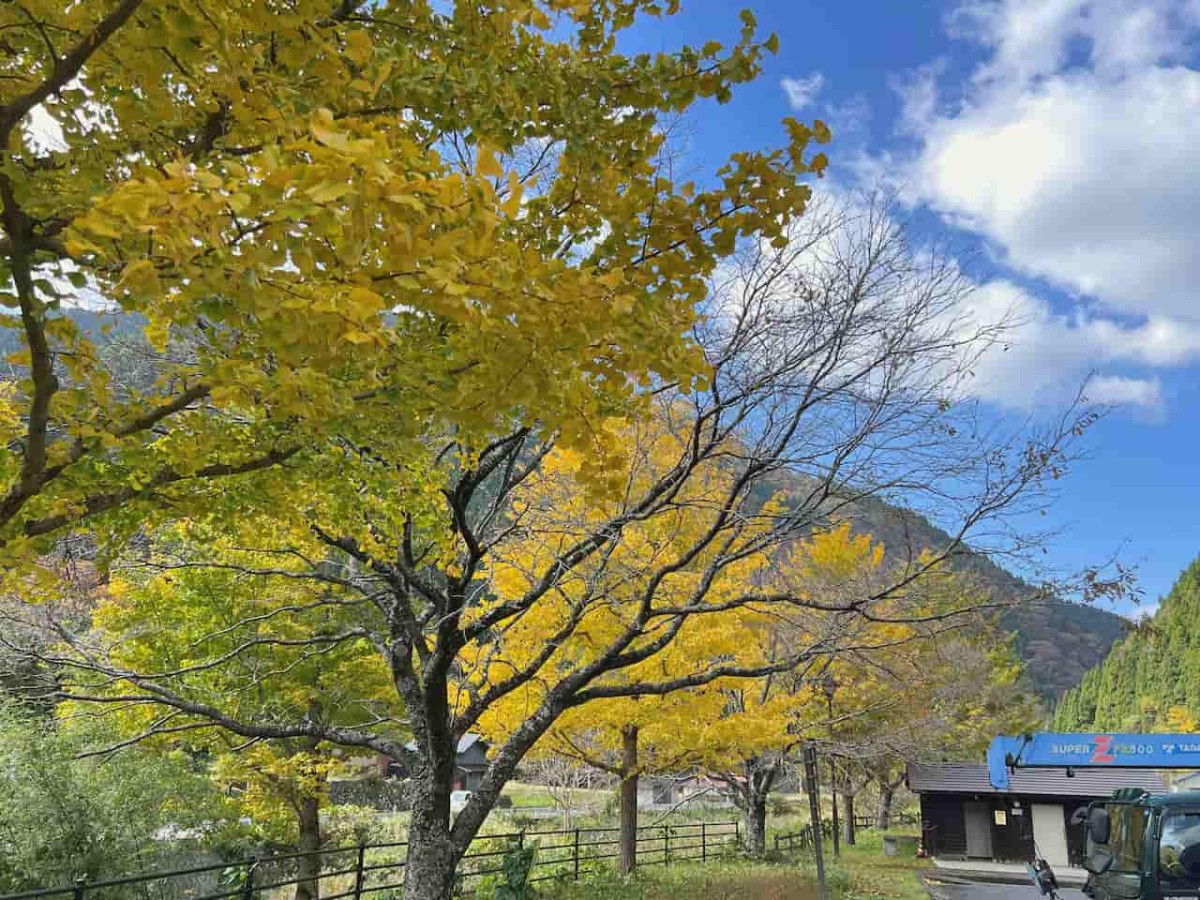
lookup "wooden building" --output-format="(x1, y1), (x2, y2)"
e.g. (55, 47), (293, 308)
(907, 762), (1169, 869)
(354, 734), (491, 791)
(389, 734), (490, 791)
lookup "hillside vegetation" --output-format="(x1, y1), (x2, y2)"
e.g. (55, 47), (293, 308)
(842, 495), (1129, 700)
(1055, 557), (1200, 731)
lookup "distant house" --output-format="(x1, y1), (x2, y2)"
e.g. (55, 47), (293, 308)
(445, 734), (489, 792)
(344, 734), (491, 793)
(386, 734), (490, 792)
(637, 774), (732, 810)
(907, 762), (1169, 870)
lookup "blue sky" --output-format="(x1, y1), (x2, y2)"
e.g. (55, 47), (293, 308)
(626, 0), (1200, 614)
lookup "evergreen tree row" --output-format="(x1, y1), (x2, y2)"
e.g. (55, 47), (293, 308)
(1053, 557), (1200, 732)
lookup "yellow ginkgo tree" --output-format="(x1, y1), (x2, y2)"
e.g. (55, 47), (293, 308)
(35, 193), (1105, 900)
(65, 539), (400, 900)
(0, 0), (823, 586)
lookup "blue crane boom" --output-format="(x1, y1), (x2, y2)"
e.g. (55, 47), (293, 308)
(987, 733), (1200, 790)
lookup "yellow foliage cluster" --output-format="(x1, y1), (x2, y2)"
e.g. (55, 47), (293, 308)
(213, 746), (339, 844)
(0, 0), (829, 571)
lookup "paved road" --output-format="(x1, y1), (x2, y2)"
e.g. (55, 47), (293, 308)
(926, 879), (1087, 899)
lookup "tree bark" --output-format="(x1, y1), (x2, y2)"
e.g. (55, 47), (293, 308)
(295, 794), (322, 900)
(403, 803), (460, 900)
(742, 788), (768, 857)
(618, 724), (638, 875)
(403, 770), (461, 900)
(876, 785), (894, 830)
(402, 714), (463, 900)
(841, 792), (856, 846)
(731, 758), (776, 858)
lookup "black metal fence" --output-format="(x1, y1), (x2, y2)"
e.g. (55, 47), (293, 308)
(0, 821), (740, 900)
(852, 813), (918, 830)
(772, 813), (919, 853)
(772, 821), (832, 854)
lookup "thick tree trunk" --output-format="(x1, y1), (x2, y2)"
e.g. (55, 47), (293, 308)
(295, 794), (322, 900)
(402, 798), (460, 900)
(841, 792), (856, 846)
(876, 786), (894, 830)
(742, 789), (768, 857)
(395, 661), (564, 900)
(618, 724), (638, 875)
(402, 726), (461, 900)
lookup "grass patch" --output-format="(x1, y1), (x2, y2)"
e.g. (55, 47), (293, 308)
(833, 832), (927, 900)
(500, 781), (611, 810)
(540, 860), (821, 900)
(537, 830), (928, 900)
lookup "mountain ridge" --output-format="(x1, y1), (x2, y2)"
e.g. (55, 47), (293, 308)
(829, 487), (1130, 700)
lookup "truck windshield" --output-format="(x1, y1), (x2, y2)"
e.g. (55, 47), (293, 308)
(1108, 805), (1150, 873)
(1160, 811), (1200, 888)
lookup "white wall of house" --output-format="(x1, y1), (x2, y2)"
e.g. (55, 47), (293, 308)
(1031, 803), (1069, 869)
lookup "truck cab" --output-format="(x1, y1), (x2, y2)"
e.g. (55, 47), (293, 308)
(1081, 790), (1200, 900)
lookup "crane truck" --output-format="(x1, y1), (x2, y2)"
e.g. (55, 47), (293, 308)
(987, 733), (1200, 900)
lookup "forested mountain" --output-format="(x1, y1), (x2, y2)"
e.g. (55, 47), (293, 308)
(842, 496), (1130, 700)
(1054, 556), (1200, 731)
(755, 472), (1132, 700)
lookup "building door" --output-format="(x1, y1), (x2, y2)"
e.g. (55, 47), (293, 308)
(1031, 804), (1070, 869)
(964, 802), (994, 859)
(993, 800), (1036, 862)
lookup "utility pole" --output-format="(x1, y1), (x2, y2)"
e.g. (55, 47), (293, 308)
(803, 743), (829, 900)
(822, 673), (840, 858)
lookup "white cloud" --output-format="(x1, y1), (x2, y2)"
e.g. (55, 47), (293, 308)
(912, 66), (1200, 322)
(24, 105), (67, 153)
(781, 73), (825, 110)
(821, 94), (871, 138)
(1085, 375), (1163, 412)
(901, 0), (1200, 325)
(953, 280), (1200, 412)
(873, 0), (1200, 417)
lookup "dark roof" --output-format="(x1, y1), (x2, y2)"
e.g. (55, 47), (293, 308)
(907, 762), (1170, 798)
(403, 733), (487, 755)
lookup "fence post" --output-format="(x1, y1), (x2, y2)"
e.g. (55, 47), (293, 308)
(242, 859), (258, 900)
(72, 877), (86, 900)
(662, 825), (669, 865)
(353, 843), (366, 900)
(701, 822), (707, 862)
(573, 827), (581, 881)
(734, 819), (740, 853)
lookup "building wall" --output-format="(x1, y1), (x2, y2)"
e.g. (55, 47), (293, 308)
(920, 793), (1053, 862)
(991, 797), (1035, 862)
(920, 794), (968, 857)
(454, 766), (486, 791)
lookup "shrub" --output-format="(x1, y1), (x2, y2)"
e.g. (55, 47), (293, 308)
(0, 702), (233, 892)
(769, 797), (794, 817)
(477, 846), (538, 900)
(324, 805), (382, 846)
